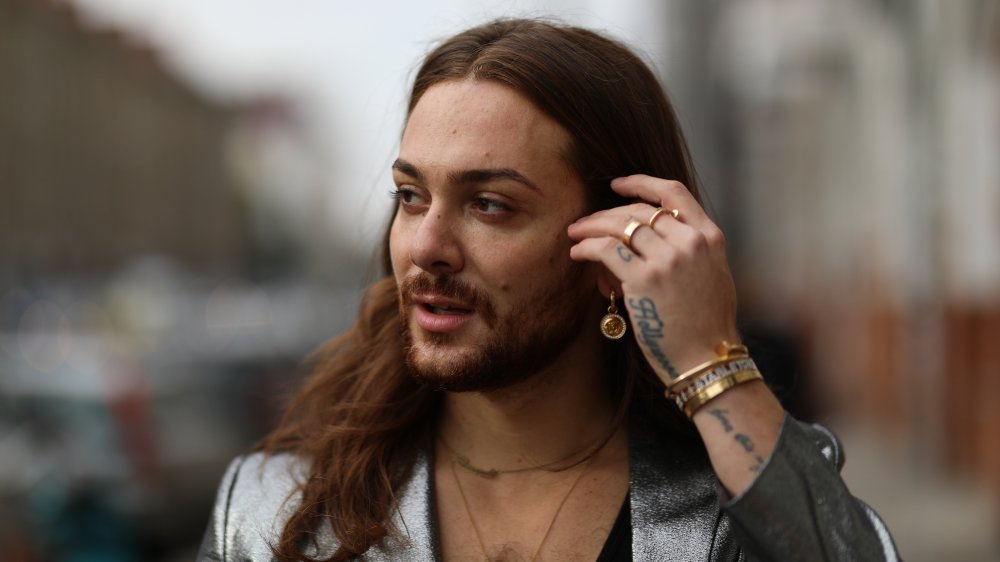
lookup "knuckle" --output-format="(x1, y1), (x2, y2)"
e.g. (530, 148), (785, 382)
(705, 226), (727, 248)
(638, 267), (662, 286)
(626, 202), (650, 214)
(641, 258), (673, 285)
(688, 231), (708, 252)
(666, 180), (688, 192)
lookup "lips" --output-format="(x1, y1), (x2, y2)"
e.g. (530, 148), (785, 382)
(400, 273), (497, 332)
(424, 304), (471, 315)
(411, 294), (475, 333)
(414, 294), (472, 312)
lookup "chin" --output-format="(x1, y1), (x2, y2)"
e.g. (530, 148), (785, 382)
(404, 343), (499, 392)
(404, 336), (559, 393)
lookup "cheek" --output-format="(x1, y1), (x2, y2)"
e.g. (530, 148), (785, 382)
(388, 218), (407, 275)
(485, 238), (575, 294)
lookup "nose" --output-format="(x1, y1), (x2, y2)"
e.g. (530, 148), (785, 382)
(408, 208), (465, 274)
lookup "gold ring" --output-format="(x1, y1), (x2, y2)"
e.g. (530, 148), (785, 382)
(622, 218), (645, 251)
(648, 207), (680, 228)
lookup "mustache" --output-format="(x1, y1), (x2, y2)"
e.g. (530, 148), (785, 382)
(399, 273), (497, 326)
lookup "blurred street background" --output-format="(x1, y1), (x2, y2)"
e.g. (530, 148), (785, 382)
(1, 0), (998, 560)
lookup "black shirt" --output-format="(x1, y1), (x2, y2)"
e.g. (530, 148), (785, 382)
(595, 493), (631, 561)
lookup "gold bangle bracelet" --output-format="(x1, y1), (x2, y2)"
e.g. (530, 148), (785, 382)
(668, 341), (749, 392)
(669, 357), (728, 390)
(682, 369), (762, 418)
(681, 369), (763, 418)
(670, 356), (756, 397)
(671, 361), (759, 408)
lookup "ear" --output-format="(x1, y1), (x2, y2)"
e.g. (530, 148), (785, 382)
(595, 266), (622, 299)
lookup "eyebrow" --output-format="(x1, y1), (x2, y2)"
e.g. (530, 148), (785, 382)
(392, 158), (539, 192)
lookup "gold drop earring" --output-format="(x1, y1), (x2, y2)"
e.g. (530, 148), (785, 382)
(600, 289), (627, 340)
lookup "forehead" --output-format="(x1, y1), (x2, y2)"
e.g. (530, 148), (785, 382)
(399, 80), (575, 182)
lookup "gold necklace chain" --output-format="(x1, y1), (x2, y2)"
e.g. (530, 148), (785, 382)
(439, 424), (616, 478)
(448, 451), (596, 562)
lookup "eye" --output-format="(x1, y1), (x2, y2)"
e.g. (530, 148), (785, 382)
(471, 196), (512, 215)
(390, 186), (425, 209)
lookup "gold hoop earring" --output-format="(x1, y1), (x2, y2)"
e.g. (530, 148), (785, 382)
(600, 290), (627, 340)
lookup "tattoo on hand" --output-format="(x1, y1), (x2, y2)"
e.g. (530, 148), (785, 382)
(627, 297), (679, 378)
(616, 245), (634, 262)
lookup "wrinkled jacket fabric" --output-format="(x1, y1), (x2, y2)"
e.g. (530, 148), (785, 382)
(198, 414), (899, 561)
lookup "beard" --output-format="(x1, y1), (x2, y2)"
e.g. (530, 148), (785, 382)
(399, 265), (591, 393)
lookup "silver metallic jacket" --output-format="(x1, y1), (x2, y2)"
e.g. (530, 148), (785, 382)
(198, 415), (900, 561)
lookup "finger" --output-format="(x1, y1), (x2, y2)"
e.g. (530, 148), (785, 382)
(628, 213), (693, 257)
(570, 215), (673, 262)
(647, 206), (682, 230)
(646, 206), (728, 258)
(570, 203), (695, 255)
(569, 202), (653, 234)
(569, 237), (643, 280)
(613, 176), (727, 251)
(610, 175), (711, 228)
(568, 208), (658, 243)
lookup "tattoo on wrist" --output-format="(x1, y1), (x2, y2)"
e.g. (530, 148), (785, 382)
(627, 297), (679, 378)
(734, 434), (754, 452)
(616, 245), (634, 262)
(709, 408), (733, 432)
(708, 408), (767, 473)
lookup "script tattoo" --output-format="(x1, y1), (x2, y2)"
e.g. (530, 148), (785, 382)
(708, 408), (767, 473)
(734, 434), (754, 452)
(627, 297), (679, 378)
(708, 408), (733, 432)
(616, 245), (634, 262)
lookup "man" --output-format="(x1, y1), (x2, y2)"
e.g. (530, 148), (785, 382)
(199, 19), (899, 561)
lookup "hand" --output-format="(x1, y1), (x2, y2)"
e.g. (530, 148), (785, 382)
(567, 175), (740, 385)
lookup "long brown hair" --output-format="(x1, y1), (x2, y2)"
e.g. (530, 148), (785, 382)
(260, 18), (703, 561)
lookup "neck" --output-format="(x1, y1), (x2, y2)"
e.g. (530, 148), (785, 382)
(438, 330), (619, 472)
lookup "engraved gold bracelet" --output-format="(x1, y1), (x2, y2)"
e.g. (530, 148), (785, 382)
(668, 341), (749, 392)
(671, 357), (759, 404)
(680, 369), (763, 418)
